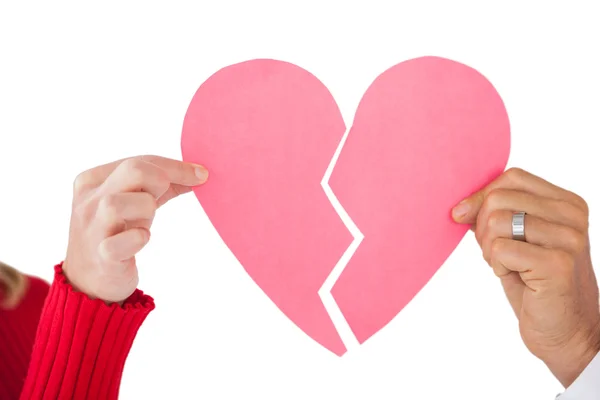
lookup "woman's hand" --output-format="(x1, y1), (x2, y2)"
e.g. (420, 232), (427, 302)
(452, 168), (600, 388)
(63, 155), (208, 304)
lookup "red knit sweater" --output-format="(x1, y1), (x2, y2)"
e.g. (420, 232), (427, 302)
(0, 263), (154, 399)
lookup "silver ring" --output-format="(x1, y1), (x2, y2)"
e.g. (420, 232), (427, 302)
(512, 212), (526, 241)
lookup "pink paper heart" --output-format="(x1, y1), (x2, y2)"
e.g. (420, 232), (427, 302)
(181, 56), (510, 356)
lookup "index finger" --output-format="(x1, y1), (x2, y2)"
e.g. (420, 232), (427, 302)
(74, 155), (208, 193)
(452, 167), (586, 224)
(142, 155), (208, 186)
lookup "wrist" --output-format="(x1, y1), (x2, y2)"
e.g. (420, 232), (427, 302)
(61, 261), (124, 306)
(545, 322), (600, 388)
(61, 260), (86, 296)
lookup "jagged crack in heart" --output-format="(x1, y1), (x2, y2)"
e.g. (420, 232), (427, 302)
(318, 124), (364, 353)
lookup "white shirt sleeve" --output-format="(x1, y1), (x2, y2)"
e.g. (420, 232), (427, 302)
(556, 351), (600, 399)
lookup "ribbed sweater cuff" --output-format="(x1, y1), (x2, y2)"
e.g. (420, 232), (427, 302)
(20, 263), (155, 400)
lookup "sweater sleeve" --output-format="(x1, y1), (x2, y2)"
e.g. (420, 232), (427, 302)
(19, 263), (155, 400)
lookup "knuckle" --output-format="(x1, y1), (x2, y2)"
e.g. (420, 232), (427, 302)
(122, 157), (144, 168)
(570, 193), (589, 215)
(486, 210), (505, 232)
(566, 230), (587, 255)
(97, 194), (120, 219)
(482, 188), (504, 210)
(504, 167), (526, 183)
(133, 229), (149, 245)
(121, 157), (146, 172)
(122, 159), (147, 185)
(579, 197), (590, 216)
(563, 202), (590, 232)
(490, 239), (505, 261)
(491, 262), (508, 278)
(97, 240), (115, 262)
(72, 171), (95, 196)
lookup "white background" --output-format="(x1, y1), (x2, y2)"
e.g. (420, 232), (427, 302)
(1, 1), (599, 399)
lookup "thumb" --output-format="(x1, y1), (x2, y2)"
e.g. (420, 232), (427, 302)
(451, 190), (485, 225)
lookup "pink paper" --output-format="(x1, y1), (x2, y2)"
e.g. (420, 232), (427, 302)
(181, 57), (510, 355)
(329, 57), (510, 343)
(182, 60), (352, 355)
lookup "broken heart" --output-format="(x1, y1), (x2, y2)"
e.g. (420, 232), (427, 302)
(181, 56), (510, 356)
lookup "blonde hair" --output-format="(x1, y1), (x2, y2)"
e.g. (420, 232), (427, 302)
(0, 261), (27, 309)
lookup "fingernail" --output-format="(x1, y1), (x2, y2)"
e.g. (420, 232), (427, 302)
(452, 199), (471, 221)
(194, 166), (209, 183)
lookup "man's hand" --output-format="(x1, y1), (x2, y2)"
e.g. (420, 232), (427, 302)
(63, 155), (208, 304)
(452, 168), (600, 388)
